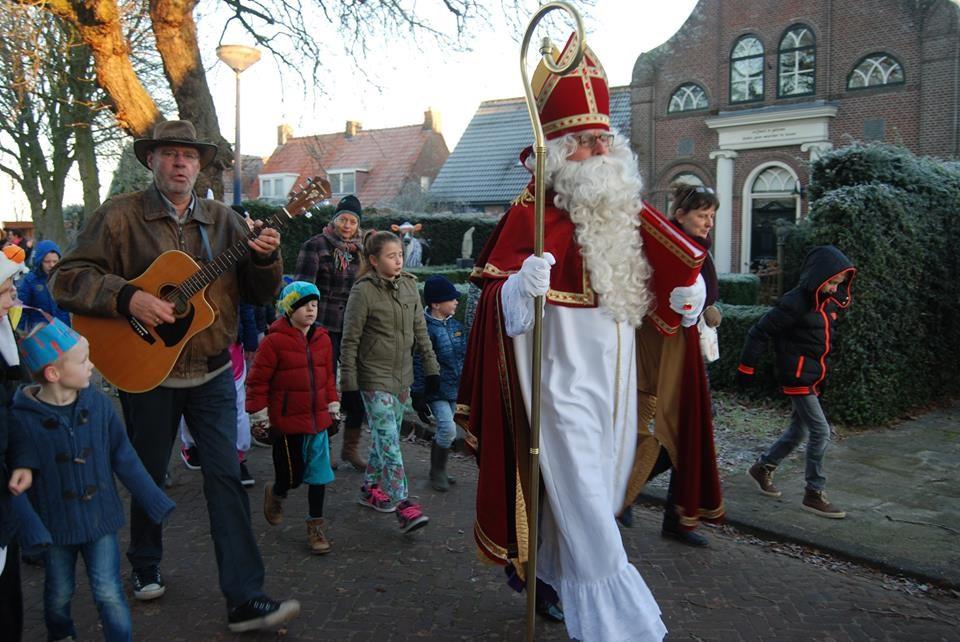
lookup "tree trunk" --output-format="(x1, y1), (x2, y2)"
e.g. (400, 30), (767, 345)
(75, 121), (101, 221)
(42, 0), (161, 137)
(150, 0), (231, 200)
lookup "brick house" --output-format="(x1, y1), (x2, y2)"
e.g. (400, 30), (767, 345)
(253, 109), (449, 208)
(631, 0), (960, 273)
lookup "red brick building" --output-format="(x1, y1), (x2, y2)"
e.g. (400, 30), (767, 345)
(253, 109), (449, 209)
(631, 0), (960, 273)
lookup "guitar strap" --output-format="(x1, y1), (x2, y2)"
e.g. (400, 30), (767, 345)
(197, 221), (214, 262)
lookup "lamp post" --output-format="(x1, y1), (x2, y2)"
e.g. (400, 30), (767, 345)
(216, 44), (261, 206)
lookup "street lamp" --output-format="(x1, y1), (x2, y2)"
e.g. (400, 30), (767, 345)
(216, 44), (261, 206)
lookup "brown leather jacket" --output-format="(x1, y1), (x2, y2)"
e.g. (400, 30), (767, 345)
(50, 186), (282, 380)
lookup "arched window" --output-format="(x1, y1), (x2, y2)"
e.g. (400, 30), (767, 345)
(730, 35), (764, 103)
(668, 83), (708, 113)
(778, 25), (815, 97)
(847, 53), (905, 89)
(747, 166), (799, 268)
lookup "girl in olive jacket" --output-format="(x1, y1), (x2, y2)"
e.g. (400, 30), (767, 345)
(339, 231), (439, 534)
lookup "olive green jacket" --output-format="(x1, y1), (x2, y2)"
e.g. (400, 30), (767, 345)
(339, 271), (439, 396)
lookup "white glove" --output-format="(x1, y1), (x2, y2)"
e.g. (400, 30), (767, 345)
(249, 408), (268, 425)
(517, 253), (556, 298)
(669, 274), (706, 328)
(328, 401), (341, 418)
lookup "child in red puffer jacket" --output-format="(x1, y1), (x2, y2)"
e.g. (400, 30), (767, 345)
(246, 281), (339, 554)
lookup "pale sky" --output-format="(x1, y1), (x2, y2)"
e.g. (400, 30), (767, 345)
(3, 0), (699, 220)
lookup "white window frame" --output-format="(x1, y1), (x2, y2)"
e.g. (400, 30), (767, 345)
(258, 173), (299, 203)
(327, 168), (367, 196)
(778, 26), (816, 97)
(668, 83), (708, 113)
(739, 162), (801, 272)
(848, 53), (904, 89)
(730, 36), (765, 103)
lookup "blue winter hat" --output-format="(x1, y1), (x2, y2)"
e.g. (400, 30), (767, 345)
(424, 275), (459, 305)
(19, 317), (82, 373)
(277, 281), (320, 317)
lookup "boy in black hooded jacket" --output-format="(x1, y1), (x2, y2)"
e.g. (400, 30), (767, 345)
(736, 245), (855, 519)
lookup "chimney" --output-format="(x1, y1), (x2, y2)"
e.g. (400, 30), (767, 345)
(423, 107), (441, 133)
(345, 120), (362, 138)
(277, 124), (293, 146)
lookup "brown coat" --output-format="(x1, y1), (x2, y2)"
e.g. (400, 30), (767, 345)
(49, 186), (282, 380)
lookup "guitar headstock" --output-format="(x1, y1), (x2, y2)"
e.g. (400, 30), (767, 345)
(285, 177), (332, 217)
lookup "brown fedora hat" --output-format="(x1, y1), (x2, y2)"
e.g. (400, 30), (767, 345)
(133, 120), (219, 169)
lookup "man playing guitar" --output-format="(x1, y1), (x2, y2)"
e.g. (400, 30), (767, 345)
(50, 120), (300, 633)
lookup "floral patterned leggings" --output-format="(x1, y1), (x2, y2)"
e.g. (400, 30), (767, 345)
(361, 390), (408, 503)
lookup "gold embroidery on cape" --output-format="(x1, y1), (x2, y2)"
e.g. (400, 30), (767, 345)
(641, 219), (707, 269)
(512, 186), (534, 206)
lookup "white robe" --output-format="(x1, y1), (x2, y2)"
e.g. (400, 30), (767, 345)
(509, 299), (667, 642)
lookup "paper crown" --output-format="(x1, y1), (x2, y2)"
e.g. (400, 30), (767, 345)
(276, 281), (320, 317)
(19, 317), (82, 373)
(0, 244), (27, 283)
(531, 32), (610, 140)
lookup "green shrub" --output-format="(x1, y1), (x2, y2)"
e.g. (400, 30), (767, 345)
(707, 303), (778, 396)
(405, 266), (472, 284)
(243, 201), (498, 274)
(717, 273), (760, 305)
(802, 143), (960, 425)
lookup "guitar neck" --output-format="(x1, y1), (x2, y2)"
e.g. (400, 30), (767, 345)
(178, 209), (290, 299)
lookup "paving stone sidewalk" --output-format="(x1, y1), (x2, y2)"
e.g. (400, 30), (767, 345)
(644, 400), (960, 589)
(21, 432), (960, 641)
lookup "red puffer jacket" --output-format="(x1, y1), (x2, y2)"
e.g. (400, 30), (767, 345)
(246, 317), (338, 435)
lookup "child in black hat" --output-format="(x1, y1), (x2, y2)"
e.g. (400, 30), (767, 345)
(412, 276), (467, 492)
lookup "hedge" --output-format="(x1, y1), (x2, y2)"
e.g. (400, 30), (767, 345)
(801, 143), (960, 425)
(717, 273), (760, 305)
(405, 266), (472, 284)
(242, 200), (498, 273)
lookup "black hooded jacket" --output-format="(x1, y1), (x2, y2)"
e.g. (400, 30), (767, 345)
(737, 245), (856, 396)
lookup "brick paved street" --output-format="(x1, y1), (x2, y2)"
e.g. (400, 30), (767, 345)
(21, 436), (960, 641)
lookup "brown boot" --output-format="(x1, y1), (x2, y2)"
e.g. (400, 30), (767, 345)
(802, 489), (846, 519)
(263, 483), (284, 525)
(306, 518), (331, 554)
(340, 425), (367, 471)
(748, 458), (782, 497)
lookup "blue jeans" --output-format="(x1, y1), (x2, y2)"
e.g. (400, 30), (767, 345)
(761, 394), (830, 491)
(44, 533), (131, 642)
(429, 400), (457, 449)
(119, 368), (265, 608)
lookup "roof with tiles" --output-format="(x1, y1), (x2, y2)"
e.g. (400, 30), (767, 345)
(427, 86), (631, 208)
(253, 122), (448, 208)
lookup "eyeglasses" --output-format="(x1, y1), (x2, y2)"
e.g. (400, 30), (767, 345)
(574, 132), (615, 148)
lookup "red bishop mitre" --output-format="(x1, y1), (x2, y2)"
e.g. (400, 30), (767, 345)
(532, 31), (610, 139)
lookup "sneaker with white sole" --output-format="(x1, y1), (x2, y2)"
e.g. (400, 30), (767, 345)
(395, 499), (429, 533)
(227, 596), (300, 633)
(358, 484), (396, 513)
(239, 460), (255, 487)
(132, 566), (166, 601)
(802, 489), (846, 519)
(180, 445), (201, 471)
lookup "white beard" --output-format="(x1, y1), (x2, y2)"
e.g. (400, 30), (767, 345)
(550, 142), (653, 327)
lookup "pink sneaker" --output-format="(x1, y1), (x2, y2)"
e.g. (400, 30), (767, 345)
(358, 484), (395, 513)
(396, 500), (429, 533)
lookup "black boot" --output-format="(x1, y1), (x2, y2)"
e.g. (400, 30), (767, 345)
(661, 474), (708, 547)
(430, 441), (451, 492)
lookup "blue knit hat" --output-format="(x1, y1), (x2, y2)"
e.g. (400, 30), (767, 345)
(424, 275), (459, 305)
(277, 281), (320, 317)
(19, 317), (82, 373)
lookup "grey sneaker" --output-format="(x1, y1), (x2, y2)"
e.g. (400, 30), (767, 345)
(748, 458), (782, 497)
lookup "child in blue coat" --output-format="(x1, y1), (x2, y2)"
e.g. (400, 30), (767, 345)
(16, 239), (70, 332)
(413, 276), (467, 492)
(15, 319), (174, 642)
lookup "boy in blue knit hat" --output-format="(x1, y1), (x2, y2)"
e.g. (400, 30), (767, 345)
(14, 318), (174, 642)
(412, 275), (467, 492)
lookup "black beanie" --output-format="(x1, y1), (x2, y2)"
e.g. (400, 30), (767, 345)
(334, 194), (362, 221)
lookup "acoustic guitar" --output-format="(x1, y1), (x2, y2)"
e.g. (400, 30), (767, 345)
(73, 177), (330, 393)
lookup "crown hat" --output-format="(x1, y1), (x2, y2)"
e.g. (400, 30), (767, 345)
(19, 317), (83, 373)
(532, 32), (610, 141)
